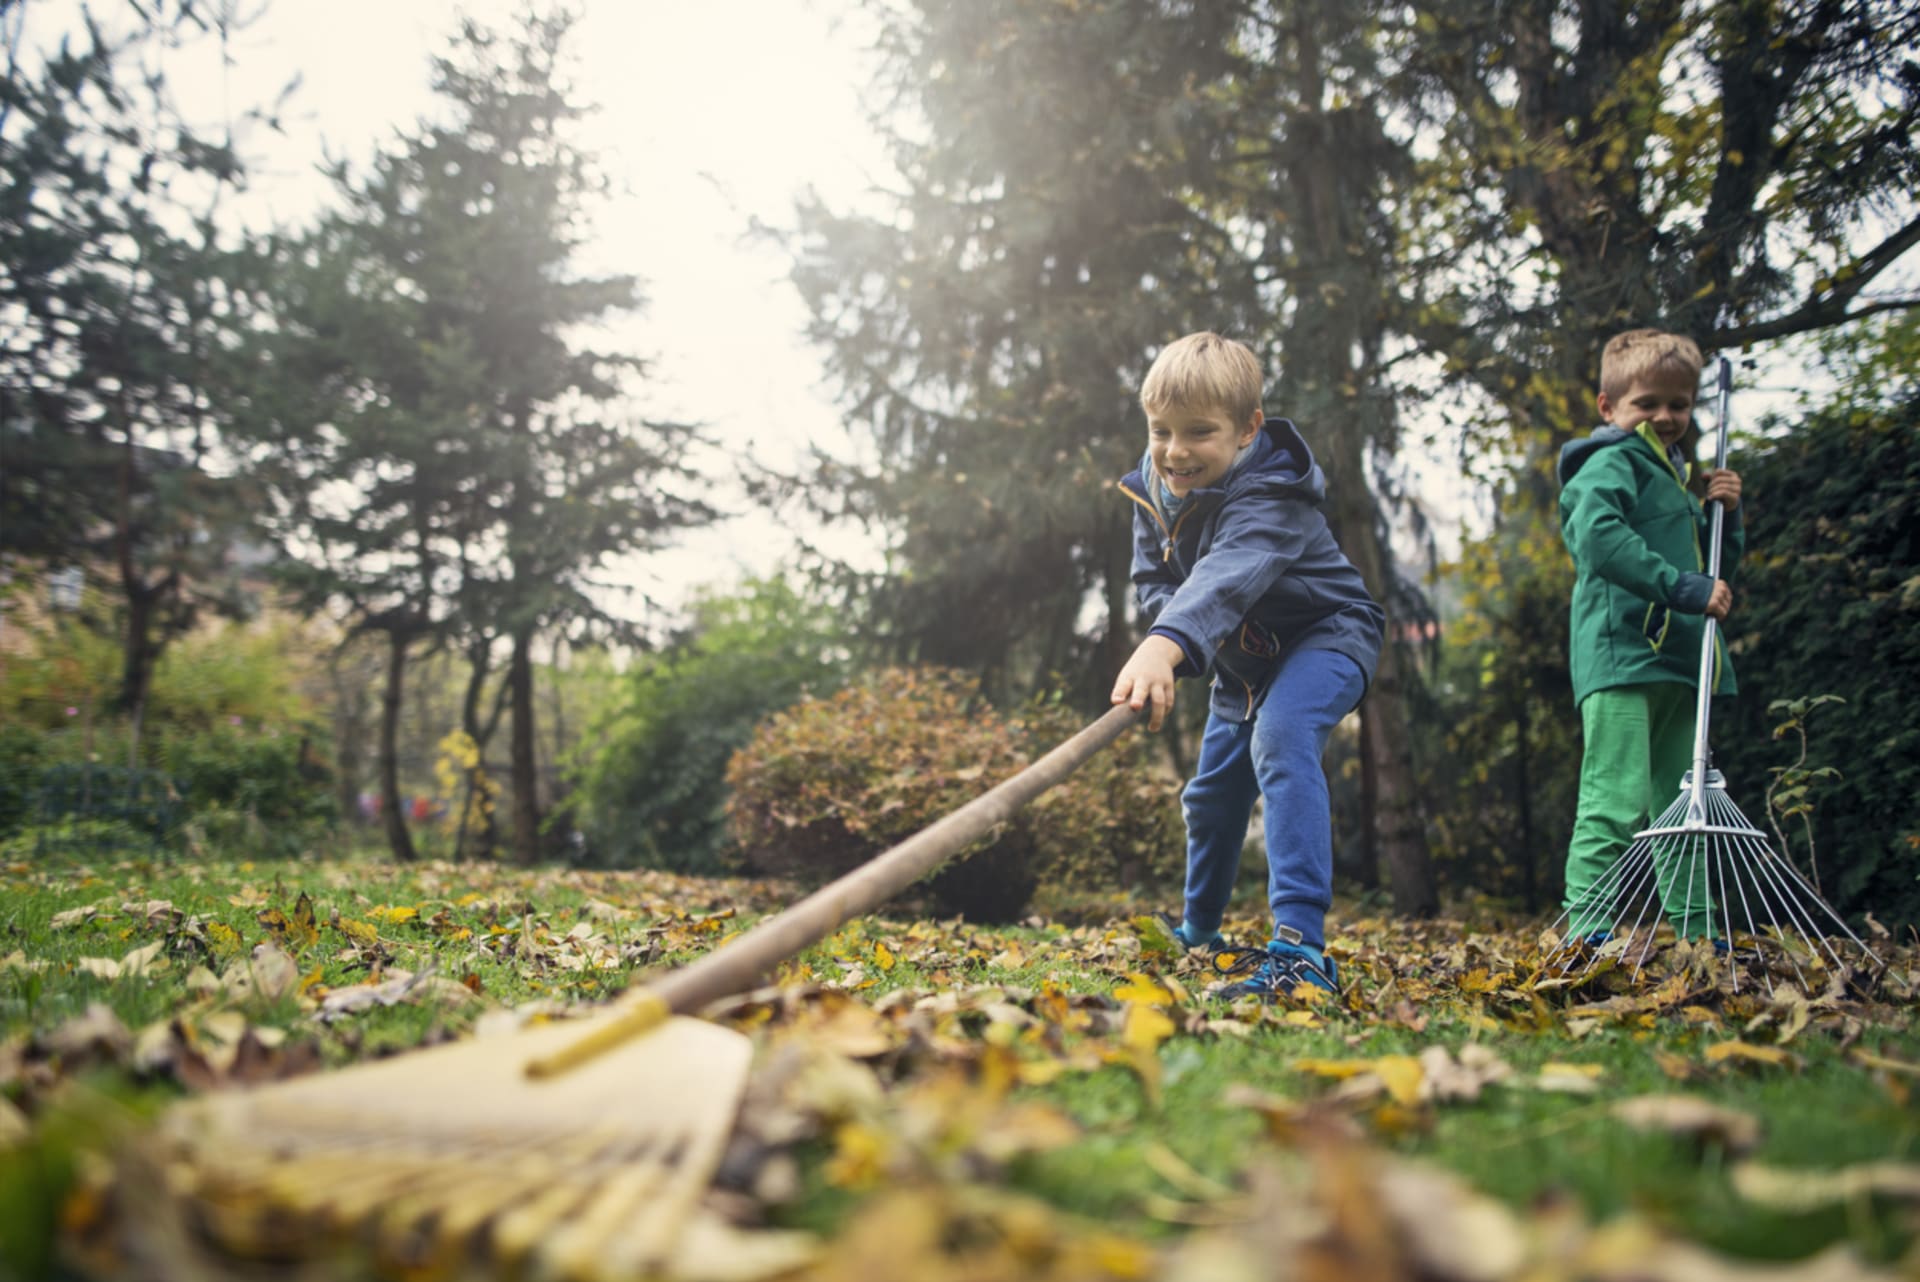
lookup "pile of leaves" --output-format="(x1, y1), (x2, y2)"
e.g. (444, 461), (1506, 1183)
(3, 855), (1918, 1281)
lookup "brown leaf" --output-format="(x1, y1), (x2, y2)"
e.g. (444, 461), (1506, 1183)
(1611, 1095), (1762, 1155)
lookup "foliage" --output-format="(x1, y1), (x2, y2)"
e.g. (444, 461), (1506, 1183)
(1714, 392), (1920, 925)
(432, 729), (498, 851)
(0, 616), (332, 847)
(569, 578), (853, 875)
(1019, 697), (1185, 897)
(726, 668), (1185, 921)
(1418, 511), (1581, 913)
(1404, 0), (1920, 456)
(1761, 694), (1847, 897)
(0, 3), (272, 716)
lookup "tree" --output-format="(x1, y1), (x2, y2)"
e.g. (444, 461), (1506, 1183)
(771, 0), (1264, 706)
(237, 9), (712, 863)
(1400, 0), (1920, 454)
(1, 3), (268, 745)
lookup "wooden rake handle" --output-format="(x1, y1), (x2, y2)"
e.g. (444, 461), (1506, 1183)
(527, 703), (1143, 1078)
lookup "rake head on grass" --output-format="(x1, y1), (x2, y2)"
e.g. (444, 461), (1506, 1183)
(1548, 769), (1886, 997)
(154, 1011), (753, 1281)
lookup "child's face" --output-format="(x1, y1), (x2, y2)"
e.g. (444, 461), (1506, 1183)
(1147, 404), (1263, 497)
(1598, 371), (1697, 449)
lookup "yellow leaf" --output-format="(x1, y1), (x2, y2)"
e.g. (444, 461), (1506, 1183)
(873, 940), (896, 972)
(1123, 1002), (1176, 1052)
(370, 906), (419, 925)
(823, 1122), (890, 1190)
(288, 893), (319, 951)
(1113, 974), (1171, 1006)
(205, 921), (243, 960)
(1292, 1057), (1376, 1081)
(1374, 1055), (1425, 1107)
(332, 918), (380, 949)
(1852, 1050), (1920, 1077)
(1705, 1040), (1798, 1069)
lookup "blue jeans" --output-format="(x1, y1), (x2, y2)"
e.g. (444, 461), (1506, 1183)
(1179, 647), (1367, 949)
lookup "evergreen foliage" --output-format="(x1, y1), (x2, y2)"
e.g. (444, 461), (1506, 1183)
(1713, 386), (1920, 924)
(232, 10), (714, 863)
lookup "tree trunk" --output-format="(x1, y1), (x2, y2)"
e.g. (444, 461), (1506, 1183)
(379, 630), (418, 863)
(1360, 638), (1437, 915)
(508, 629), (541, 864)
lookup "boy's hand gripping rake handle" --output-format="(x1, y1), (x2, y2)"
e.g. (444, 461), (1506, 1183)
(1684, 357), (1735, 827)
(527, 703), (1144, 1078)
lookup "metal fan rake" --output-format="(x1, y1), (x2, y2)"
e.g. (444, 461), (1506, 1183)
(1547, 357), (1884, 995)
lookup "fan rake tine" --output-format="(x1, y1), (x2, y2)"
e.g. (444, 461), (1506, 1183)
(1620, 835), (1673, 978)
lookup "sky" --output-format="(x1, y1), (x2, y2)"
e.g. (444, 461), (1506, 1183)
(23, 0), (897, 622)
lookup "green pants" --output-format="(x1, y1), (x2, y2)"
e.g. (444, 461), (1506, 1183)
(1563, 683), (1716, 938)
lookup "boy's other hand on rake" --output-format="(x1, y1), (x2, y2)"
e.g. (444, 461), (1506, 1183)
(1702, 467), (1742, 509)
(1706, 579), (1733, 620)
(1113, 635), (1185, 731)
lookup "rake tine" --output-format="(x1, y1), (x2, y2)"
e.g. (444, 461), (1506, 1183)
(1711, 830), (1748, 996)
(1554, 836), (1657, 976)
(1718, 811), (1844, 985)
(1736, 816), (1882, 972)
(1724, 833), (1814, 993)
(1621, 837), (1672, 979)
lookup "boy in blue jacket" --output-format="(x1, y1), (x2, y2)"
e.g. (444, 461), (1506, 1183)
(1113, 332), (1384, 999)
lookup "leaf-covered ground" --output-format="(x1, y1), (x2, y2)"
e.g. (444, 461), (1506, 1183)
(4, 854), (1918, 1281)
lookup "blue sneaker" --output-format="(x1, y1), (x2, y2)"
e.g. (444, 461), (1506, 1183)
(1711, 936), (1763, 964)
(1208, 931), (1338, 1001)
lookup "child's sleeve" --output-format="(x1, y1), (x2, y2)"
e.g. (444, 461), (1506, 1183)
(1561, 456), (1715, 613)
(1145, 492), (1321, 674)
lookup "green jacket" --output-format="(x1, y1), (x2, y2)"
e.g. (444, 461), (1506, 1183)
(1557, 423), (1744, 705)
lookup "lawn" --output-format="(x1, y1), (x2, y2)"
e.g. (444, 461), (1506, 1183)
(3, 852), (1917, 1281)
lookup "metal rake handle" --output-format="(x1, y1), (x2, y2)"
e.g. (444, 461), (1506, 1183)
(1686, 357), (1734, 823)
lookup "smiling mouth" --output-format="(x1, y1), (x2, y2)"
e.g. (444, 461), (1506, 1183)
(1166, 466), (1203, 480)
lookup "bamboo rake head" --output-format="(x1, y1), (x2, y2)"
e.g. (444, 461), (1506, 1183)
(155, 1013), (754, 1281)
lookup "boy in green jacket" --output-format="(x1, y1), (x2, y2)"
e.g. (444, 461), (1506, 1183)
(1558, 329), (1744, 942)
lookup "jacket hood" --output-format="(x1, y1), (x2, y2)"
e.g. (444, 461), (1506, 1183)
(1123, 416), (1326, 506)
(1557, 425), (1632, 486)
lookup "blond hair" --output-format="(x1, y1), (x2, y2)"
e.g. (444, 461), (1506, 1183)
(1140, 331), (1263, 425)
(1599, 328), (1704, 401)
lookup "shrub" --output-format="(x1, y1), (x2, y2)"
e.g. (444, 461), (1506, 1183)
(1017, 698), (1185, 895)
(569, 578), (852, 873)
(726, 668), (1185, 922)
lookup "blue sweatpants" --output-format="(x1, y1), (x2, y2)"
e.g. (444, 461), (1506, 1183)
(1179, 647), (1367, 949)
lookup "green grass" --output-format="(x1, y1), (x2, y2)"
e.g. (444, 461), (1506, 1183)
(4, 849), (1918, 1277)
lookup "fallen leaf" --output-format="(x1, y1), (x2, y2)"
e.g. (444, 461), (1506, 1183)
(1704, 1040), (1800, 1070)
(1733, 1160), (1920, 1211)
(1611, 1095), (1762, 1154)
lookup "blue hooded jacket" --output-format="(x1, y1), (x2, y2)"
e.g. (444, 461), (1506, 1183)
(1117, 416), (1385, 721)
